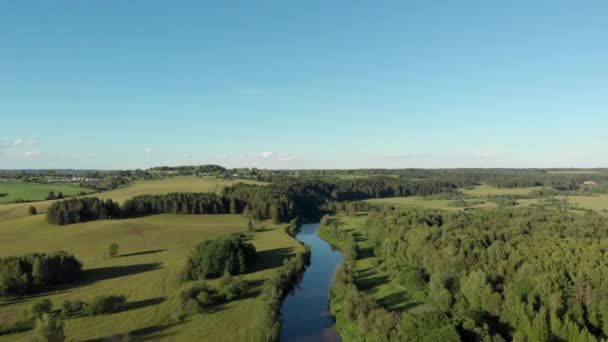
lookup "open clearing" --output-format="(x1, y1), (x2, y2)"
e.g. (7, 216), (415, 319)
(0, 214), (303, 341)
(0, 181), (95, 204)
(365, 197), (498, 211)
(461, 184), (547, 196)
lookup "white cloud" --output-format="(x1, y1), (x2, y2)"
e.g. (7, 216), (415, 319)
(261, 151), (273, 158)
(23, 151), (41, 157)
(12, 138), (38, 146)
(215, 154), (228, 160)
(143, 147), (152, 153)
(277, 153), (310, 161)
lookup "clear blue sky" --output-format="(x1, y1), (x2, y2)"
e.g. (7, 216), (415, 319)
(1, 1), (607, 169)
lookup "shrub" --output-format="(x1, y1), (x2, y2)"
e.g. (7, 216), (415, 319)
(32, 313), (64, 342)
(87, 295), (126, 315)
(27, 299), (53, 319)
(60, 300), (88, 318)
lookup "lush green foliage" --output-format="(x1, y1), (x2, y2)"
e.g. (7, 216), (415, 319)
(32, 313), (64, 342)
(361, 206), (608, 341)
(46, 197), (120, 225)
(0, 251), (82, 297)
(183, 233), (256, 280)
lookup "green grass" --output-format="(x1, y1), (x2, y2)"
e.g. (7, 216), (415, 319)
(0, 213), (303, 341)
(0, 181), (95, 204)
(365, 197), (498, 211)
(0, 176), (264, 223)
(461, 184), (547, 197)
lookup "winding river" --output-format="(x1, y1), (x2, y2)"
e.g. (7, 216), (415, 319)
(280, 223), (343, 342)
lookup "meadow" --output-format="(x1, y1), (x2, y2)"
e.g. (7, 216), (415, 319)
(0, 177), (300, 342)
(0, 181), (95, 204)
(0, 176), (264, 222)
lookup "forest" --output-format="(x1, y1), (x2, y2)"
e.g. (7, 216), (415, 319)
(327, 206), (608, 341)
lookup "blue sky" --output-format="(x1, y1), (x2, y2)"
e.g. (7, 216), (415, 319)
(1, 1), (607, 169)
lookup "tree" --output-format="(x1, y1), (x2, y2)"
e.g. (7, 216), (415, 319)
(32, 313), (65, 342)
(57, 192), (64, 199)
(248, 220), (255, 232)
(29, 206), (37, 215)
(108, 243), (119, 257)
(46, 191), (56, 200)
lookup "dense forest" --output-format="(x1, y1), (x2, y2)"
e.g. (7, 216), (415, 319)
(0, 252), (82, 297)
(330, 206), (608, 341)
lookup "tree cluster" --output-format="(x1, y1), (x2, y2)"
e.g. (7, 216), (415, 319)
(46, 198), (120, 225)
(0, 251), (82, 297)
(182, 234), (256, 280)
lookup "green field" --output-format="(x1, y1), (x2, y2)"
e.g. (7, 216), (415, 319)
(0, 176), (299, 341)
(0, 181), (95, 204)
(0, 213), (303, 341)
(365, 196), (498, 211)
(460, 183), (546, 196)
(0, 176), (264, 222)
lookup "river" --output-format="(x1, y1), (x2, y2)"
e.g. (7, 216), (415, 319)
(279, 223), (343, 342)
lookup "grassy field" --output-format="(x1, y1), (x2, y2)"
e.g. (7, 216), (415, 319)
(365, 196), (498, 211)
(0, 214), (303, 341)
(0, 181), (95, 204)
(0, 176), (264, 222)
(0, 176), (299, 341)
(461, 184), (546, 196)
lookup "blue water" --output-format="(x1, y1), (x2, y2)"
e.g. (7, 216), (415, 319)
(280, 223), (343, 342)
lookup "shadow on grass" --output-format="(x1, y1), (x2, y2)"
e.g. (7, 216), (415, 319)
(0, 289), (74, 308)
(356, 274), (389, 293)
(0, 264), (162, 308)
(83, 322), (181, 342)
(118, 249), (167, 258)
(252, 247), (295, 272)
(115, 296), (166, 314)
(378, 291), (411, 310)
(80, 263), (163, 284)
(241, 279), (266, 299)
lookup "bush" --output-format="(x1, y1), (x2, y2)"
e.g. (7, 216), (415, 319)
(27, 299), (53, 319)
(108, 243), (119, 257)
(60, 300), (88, 318)
(87, 295), (126, 315)
(32, 313), (64, 342)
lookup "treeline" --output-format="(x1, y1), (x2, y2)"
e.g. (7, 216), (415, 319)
(257, 253), (309, 341)
(0, 251), (82, 297)
(182, 234), (256, 280)
(46, 177), (458, 226)
(361, 206), (608, 341)
(46, 198), (120, 225)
